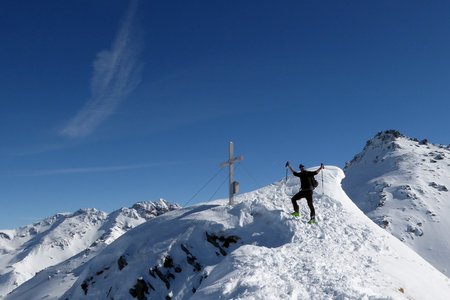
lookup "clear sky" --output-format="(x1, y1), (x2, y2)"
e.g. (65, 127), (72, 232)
(1, 0), (449, 229)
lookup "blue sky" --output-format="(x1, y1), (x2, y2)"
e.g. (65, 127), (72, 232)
(1, 0), (449, 229)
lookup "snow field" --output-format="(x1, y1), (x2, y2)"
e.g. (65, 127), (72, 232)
(343, 132), (450, 277)
(60, 166), (450, 299)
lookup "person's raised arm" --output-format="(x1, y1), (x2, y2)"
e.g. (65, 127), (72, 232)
(315, 163), (324, 174)
(286, 161), (295, 174)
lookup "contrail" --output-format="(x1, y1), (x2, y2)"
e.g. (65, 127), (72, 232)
(61, 0), (143, 138)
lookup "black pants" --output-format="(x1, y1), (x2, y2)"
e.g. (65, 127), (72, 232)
(291, 190), (315, 219)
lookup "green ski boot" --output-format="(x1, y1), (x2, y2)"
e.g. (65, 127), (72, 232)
(307, 217), (317, 224)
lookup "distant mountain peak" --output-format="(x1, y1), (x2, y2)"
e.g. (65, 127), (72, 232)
(374, 129), (403, 139)
(343, 130), (450, 277)
(0, 199), (180, 298)
(344, 130), (403, 170)
(131, 199), (181, 220)
(344, 130), (450, 170)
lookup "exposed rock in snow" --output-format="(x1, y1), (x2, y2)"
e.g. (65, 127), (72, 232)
(343, 130), (450, 277)
(8, 167), (448, 300)
(0, 199), (179, 298)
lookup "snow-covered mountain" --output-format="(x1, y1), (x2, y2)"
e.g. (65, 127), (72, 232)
(7, 167), (450, 299)
(0, 199), (179, 298)
(343, 130), (450, 277)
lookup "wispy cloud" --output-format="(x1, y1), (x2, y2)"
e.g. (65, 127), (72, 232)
(8, 161), (190, 177)
(61, 0), (143, 138)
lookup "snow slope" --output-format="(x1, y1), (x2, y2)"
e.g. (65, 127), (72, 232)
(0, 199), (179, 298)
(13, 166), (445, 300)
(343, 130), (450, 277)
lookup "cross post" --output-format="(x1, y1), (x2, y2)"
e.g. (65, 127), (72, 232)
(220, 142), (243, 205)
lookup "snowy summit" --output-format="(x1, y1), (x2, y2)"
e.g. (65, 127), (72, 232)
(343, 130), (450, 277)
(5, 166), (449, 299)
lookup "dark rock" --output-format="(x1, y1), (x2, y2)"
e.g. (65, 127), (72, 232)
(163, 255), (174, 268)
(205, 232), (240, 256)
(181, 244), (202, 272)
(0, 232), (11, 240)
(129, 278), (149, 300)
(118, 255), (128, 270)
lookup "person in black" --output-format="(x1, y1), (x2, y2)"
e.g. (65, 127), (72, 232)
(286, 162), (324, 222)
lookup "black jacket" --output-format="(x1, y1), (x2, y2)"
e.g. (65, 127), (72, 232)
(293, 170), (318, 191)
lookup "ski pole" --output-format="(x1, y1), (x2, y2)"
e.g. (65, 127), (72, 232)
(321, 163), (324, 196)
(285, 161), (289, 182)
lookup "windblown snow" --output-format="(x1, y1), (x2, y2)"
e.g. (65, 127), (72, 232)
(5, 166), (449, 299)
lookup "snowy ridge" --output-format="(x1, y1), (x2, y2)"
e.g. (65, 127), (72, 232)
(13, 166), (447, 300)
(0, 199), (179, 298)
(343, 130), (450, 277)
